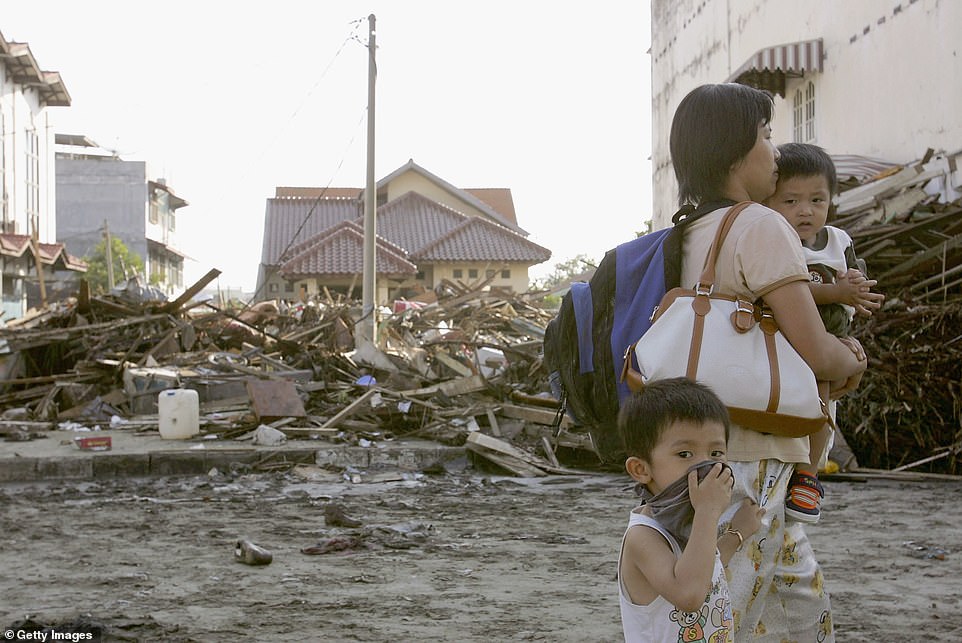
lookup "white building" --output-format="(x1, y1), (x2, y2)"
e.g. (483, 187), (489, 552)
(0, 29), (81, 320)
(650, 0), (962, 227)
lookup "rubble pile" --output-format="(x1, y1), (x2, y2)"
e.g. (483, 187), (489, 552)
(0, 271), (591, 475)
(834, 150), (962, 474)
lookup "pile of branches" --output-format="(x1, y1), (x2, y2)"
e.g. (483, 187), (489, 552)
(835, 152), (962, 474)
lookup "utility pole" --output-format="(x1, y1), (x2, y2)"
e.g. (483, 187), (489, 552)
(30, 215), (47, 309)
(103, 219), (115, 290)
(360, 13), (377, 346)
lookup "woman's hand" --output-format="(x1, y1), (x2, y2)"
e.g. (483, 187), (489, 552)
(730, 497), (765, 539)
(828, 336), (867, 398)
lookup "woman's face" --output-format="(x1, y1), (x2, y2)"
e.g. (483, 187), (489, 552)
(728, 122), (780, 202)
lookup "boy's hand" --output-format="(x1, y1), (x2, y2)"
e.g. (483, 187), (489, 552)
(687, 463), (733, 518)
(836, 269), (884, 316)
(730, 497), (765, 538)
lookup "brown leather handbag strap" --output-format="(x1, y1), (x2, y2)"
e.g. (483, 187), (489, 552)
(698, 201), (754, 287)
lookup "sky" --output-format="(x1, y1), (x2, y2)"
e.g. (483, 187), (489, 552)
(3, 1), (653, 293)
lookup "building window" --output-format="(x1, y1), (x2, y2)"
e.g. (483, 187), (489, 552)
(25, 128), (40, 230)
(486, 269), (496, 279)
(793, 82), (816, 143)
(501, 269), (511, 279)
(269, 283), (279, 293)
(453, 269), (463, 279)
(284, 282), (294, 292)
(468, 269), (478, 279)
(416, 271), (425, 280)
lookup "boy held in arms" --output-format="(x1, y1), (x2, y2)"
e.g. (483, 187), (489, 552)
(766, 142), (884, 523)
(617, 378), (764, 643)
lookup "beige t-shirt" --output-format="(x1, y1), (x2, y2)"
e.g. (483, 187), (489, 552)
(680, 202), (812, 463)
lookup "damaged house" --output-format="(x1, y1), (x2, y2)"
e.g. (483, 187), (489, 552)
(255, 159), (552, 303)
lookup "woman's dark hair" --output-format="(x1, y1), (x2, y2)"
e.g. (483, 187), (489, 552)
(617, 377), (730, 461)
(775, 142), (838, 195)
(669, 83), (775, 207)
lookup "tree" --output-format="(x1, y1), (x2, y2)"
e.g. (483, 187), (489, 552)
(84, 236), (145, 294)
(532, 253), (598, 291)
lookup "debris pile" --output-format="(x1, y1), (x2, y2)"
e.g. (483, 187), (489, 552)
(0, 270), (591, 474)
(834, 150), (962, 474)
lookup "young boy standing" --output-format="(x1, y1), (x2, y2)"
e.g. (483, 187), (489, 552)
(617, 378), (764, 642)
(766, 142), (884, 523)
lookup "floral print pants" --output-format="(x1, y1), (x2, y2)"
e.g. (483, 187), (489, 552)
(722, 460), (834, 643)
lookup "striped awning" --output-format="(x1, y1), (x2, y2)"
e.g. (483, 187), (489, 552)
(727, 39), (824, 97)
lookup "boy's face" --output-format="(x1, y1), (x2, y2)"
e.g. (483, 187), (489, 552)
(626, 419), (727, 496)
(766, 174), (832, 246)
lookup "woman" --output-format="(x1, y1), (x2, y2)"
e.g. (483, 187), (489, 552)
(668, 83), (866, 642)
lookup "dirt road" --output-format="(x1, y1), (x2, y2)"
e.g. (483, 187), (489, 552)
(2, 464), (960, 642)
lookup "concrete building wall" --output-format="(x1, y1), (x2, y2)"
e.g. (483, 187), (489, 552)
(651, 0), (962, 228)
(0, 70), (58, 241)
(433, 261), (529, 293)
(56, 157), (148, 262)
(385, 171), (491, 221)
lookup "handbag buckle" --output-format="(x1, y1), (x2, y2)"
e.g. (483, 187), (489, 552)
(695, 282), (713, 296)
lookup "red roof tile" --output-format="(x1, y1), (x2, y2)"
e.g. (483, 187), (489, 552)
(279, 221), (416, 278)
(260, 197), (359, 265)
(413, 217), (551, 263)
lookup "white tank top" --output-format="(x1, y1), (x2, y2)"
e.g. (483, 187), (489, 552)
(618, 511), (734, 642)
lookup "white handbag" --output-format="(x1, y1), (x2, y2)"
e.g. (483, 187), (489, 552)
(620, 202), (828, 437)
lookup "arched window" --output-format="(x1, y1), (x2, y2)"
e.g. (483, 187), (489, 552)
(804, 81), (816, 142)
(793, 81), (816, 143)
(793, 89), (804, 142)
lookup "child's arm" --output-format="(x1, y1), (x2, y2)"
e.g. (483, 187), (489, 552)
(809, 269), (884, 316)
(717, 498), (765, 565)
(623, 464), (733, 612)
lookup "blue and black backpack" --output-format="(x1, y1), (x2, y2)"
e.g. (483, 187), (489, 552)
(542, 201), (733, 463)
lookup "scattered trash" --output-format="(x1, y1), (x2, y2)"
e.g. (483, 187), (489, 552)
(73, 435), (112, 451)
(301, 535), (364, 555)
(251, 424), (288, 446)
(235, 539), (273, 565)
(903, 541), (949, 560)
(324, 503), (363, 528)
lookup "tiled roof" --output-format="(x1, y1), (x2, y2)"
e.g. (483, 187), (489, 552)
(274, 187), (361, 199)
(377, 159), (527, 234)
(413, 217), (551, 263)
(371, 191), (467, 254)
(260, 197), (359, 265)
(279, 221), (416, 279)
(0, 233), (86, 271)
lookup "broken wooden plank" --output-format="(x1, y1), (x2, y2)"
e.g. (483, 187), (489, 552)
(397, 374), (487, 398)
(465, 435), (547, 477)
(433, 351), (474, 377)
(320, 388), (378, 429)
(466, 431), (577, 475)
(159, 268), (222, 313)
(485, 409), (502, 437)
(498, 403), (573, 428)
(541, 436), (561, 468)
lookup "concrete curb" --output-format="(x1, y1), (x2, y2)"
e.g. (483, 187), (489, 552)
(0, 430), (466, 482)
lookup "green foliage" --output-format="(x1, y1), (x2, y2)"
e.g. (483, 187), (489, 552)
(532, 254), (598, 291)
(84, 236), (145, 294)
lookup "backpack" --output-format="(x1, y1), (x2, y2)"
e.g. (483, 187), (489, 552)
(542, 201), (734, 464)
(543, 229), (672, 463)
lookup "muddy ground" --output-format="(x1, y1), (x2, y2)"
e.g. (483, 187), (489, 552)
(2, 461), (960, 642)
